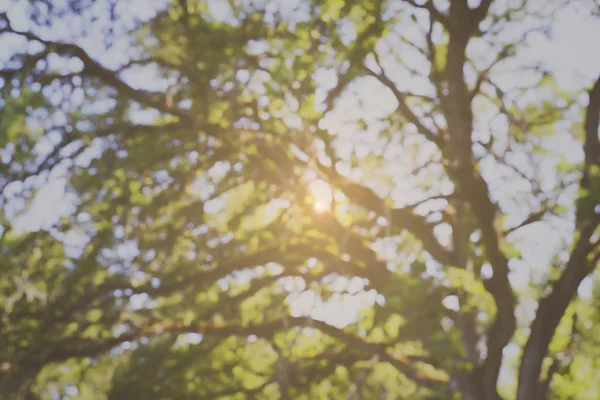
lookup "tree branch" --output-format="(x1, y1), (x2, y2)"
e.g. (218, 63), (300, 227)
(1, 15), (193, 122)
(319, 168), (457, 267)
(516, 74), (600, 400)
(504, 200), (556, 236)
(147, 316), (447, 391)
(365, 65), (442, 146)
(440, 3), (517, 398)
(404, 0), (451, 28)
(536, 313), (579, 400)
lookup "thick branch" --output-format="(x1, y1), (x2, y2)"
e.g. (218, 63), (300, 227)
(536, 313), (579, 400)
(516, 74), (600, 400)
(441, 3), (516, 399)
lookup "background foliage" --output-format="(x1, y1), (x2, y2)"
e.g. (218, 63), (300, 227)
(1, 0), (600, 399)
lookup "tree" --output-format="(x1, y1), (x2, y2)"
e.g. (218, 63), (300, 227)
(1, 0), (599, 399)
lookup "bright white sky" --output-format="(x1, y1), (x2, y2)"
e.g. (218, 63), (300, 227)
(1, 0), (600, 392)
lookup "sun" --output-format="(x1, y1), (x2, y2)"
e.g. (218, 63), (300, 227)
(313, 200), (328, 213)
(308, 179), (332, 214)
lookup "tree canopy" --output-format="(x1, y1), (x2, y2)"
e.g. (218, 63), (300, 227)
(1, 0), (600, 399)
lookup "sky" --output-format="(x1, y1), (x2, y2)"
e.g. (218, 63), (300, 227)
(2, 0), (600, 392)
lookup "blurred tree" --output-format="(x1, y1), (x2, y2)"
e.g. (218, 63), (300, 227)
(1, 0), (599, 399)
